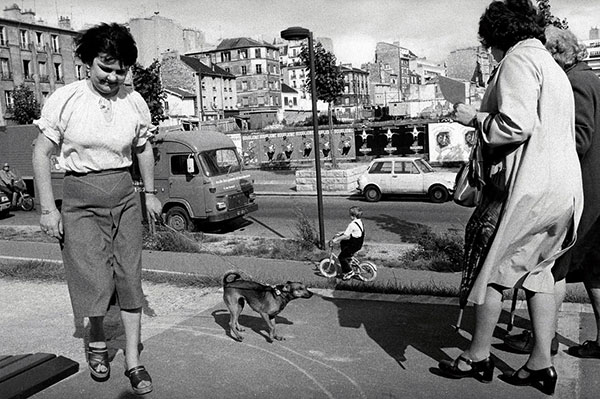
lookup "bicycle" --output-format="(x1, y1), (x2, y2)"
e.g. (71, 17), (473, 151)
(318, 240), (378, 282)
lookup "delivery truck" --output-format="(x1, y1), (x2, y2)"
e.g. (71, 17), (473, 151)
(0, 125), (257, 231)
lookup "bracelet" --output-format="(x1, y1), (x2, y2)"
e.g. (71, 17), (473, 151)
(41, 209), (59, 215)
(143, 188), (158, 194)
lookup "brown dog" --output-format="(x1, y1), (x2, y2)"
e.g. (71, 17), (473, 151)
(222, 271), (313, 342)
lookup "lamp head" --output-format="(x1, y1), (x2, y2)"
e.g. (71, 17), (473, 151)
(280, 26), (310, 41)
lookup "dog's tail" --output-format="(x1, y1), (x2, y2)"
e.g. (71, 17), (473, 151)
(223, 271), (242, 286)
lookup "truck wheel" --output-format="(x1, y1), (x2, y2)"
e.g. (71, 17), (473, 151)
(428, 185), (449, 203)
(165, 206), (191, 232)
(363, 186), (381, 202)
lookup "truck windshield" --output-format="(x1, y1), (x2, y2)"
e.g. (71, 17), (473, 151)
(198, 148), (242, 177)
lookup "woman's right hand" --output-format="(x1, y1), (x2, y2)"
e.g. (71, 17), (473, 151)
(453, 103), (477, 126)
(40, 209), (63, 239)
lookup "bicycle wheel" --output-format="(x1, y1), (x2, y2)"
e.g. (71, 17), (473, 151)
(318, 258), (338, 278)
(20, 197), (35, 211)
(357, 261), (377, 282)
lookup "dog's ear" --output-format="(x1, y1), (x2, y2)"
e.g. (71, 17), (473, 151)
(286, 281), (292, 285)
(281, 284), (291, 292)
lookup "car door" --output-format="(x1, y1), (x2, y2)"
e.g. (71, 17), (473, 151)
(396, 160), (424, 194)
(367, 160), (394, 193)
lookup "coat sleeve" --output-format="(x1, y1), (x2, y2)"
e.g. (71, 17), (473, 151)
(570, 73), (596, 159)
(481, 51), (540, 148)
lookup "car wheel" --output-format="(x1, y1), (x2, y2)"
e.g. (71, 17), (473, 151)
(363, 186), (381, 202)
(165, 206), (192, 232)
(428, 185), (449, 203)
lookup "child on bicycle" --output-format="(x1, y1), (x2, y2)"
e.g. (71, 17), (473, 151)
(331, 206), (365, 280)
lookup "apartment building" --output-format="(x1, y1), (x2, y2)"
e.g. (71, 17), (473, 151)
(374, 42), (416, 99)
(128, 14), (208, 68)
(0, 4), (82, 125)
(161, 51), (237, 125)
(583, 27), (600, 78)
(191, 37), (281, 112)
(335, 64), (369, 120)
(446, 46), (495, 85)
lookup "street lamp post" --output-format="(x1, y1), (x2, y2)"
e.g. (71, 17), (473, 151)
(281, 26), (326, 249)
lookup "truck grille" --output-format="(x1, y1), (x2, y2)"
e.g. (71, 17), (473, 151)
(227, 192), (248, 210)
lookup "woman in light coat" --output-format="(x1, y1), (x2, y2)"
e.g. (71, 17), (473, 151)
(437, 1), (582, 395)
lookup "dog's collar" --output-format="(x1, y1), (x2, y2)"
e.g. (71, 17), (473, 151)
(271, 285), (282, 296)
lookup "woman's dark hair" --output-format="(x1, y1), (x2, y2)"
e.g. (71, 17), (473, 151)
(478, 0), (546, 52)
(75, 23), (138, 67)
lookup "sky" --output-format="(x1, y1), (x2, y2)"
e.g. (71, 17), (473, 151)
(18, 0), (600, 66)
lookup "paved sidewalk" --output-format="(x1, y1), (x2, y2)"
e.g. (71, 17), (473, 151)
(1, 239), (599, 398)
(1, 169), (599, 398)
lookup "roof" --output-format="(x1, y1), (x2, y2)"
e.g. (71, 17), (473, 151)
(215, 37), (278, 51)
(164, 87), (195, 98)
(281, 83), (298, 94)
(154, 129), (235, 152)
(179, 56), (236, 78)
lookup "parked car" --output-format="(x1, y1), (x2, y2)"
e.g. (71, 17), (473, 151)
(357, 157), (456, 203)
(0, 192), (10, 217)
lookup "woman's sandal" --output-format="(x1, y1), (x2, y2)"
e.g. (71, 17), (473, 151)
(87, 345), (110, 381)
(125, 365), (153, 395)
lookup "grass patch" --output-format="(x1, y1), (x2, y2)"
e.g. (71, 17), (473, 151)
(399, 227), (464, 272)
(0, 259), (65, 282)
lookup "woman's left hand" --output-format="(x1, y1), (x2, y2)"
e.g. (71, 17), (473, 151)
(144, 194), (162, 222)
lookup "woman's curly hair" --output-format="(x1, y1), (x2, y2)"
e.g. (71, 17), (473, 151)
(75, 23), (138, 67)
(478, 0), (546, 52)
(545, 25), (588, 69)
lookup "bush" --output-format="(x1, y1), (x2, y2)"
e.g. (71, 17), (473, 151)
(292, 206), (319, 250)
(400, 227), (464, 272)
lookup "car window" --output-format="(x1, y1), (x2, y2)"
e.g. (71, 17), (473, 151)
(369, 161), (392, 174)
(171, 154), (199, 175)
(395, 161), (419, 174)
(406, 162), (420, 174)
(415, 158), (434, 173)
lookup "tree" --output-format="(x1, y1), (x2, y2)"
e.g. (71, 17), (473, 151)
(299, 41), (345, 167)
(131, 60), (166, 126)
(11, 84), (40, 124)
(537, 0), (568, 29)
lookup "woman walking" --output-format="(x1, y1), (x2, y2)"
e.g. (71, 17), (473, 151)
(32, 23), (162, 395)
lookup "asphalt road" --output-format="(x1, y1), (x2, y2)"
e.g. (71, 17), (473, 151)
(0, 197), (473, 245)
(191, 196), (473, 243)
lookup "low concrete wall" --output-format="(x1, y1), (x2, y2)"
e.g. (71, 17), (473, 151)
(295, 164), (368, 192)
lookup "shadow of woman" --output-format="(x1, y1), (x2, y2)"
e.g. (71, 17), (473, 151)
(321, 294), (563, 376)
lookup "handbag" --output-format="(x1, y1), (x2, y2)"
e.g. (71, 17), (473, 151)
(453, 129), (485, 207)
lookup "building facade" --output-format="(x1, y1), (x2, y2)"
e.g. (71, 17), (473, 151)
(446, 46), (495, 85)
(334, 64), (369, 120)
(128, 14), (208, 68)
(583, 27), (600, 78)
(161, 51), (237, 125)
(0, 4), (82, 125)
(192, 37), (281, 112)
(374, 42), (416, 99)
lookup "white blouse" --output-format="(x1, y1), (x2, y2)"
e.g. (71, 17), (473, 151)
(34, 80), (154, 173)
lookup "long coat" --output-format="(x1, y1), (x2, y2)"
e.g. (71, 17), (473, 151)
(468, 39), (583, 305)
(555, 62), (600, 281)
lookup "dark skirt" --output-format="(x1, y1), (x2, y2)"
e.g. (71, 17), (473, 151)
(61, 169), (144, 318)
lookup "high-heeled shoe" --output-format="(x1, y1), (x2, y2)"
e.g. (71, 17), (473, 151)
(500, 365), (557, 395)
(438, 355), (495, 382)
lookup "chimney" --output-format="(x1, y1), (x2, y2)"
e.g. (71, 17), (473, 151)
(21, 9), (35, 24)
(3, 3), (21, 21)
(58, 16), (72, 30)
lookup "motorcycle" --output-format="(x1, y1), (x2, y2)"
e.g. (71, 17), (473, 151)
(11, 179), (35, 211)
